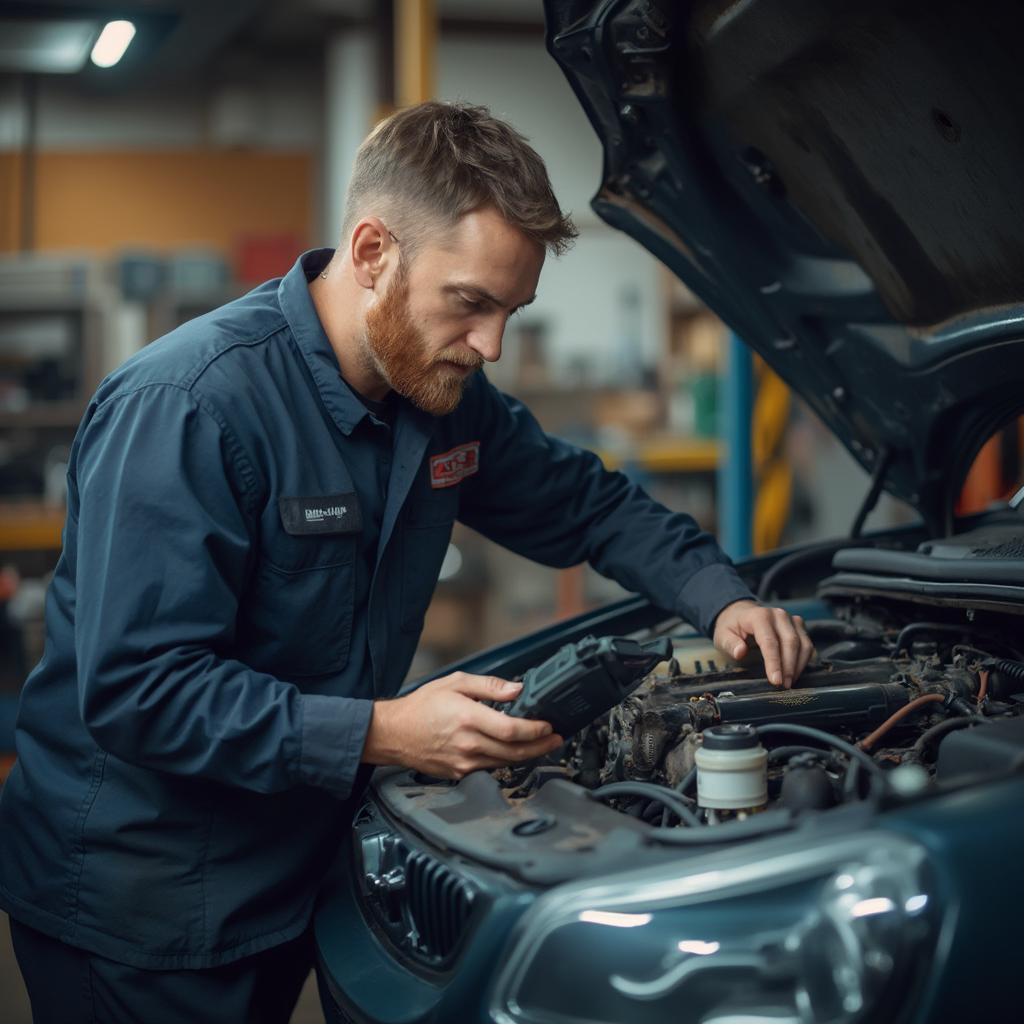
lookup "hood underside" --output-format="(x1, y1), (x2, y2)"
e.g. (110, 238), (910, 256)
(545, 0), (1024, 535)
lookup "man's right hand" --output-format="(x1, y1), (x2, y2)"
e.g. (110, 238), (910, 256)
(361, 672), (563, 779)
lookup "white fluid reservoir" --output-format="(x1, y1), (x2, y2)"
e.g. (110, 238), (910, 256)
(695, 723), (768, 810)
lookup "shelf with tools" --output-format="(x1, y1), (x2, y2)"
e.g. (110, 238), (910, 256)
(0, 258), (106, 502)
(0, 258), (109, 763)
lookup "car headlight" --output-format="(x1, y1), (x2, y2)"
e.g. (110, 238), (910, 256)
(489, 832), (937, 1024)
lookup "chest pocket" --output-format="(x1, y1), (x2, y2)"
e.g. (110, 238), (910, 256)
(238, 525), (356, 680)
(399, 482), (459, 633)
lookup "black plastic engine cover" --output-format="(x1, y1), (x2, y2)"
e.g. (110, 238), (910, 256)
(937, 718), (1024, 782)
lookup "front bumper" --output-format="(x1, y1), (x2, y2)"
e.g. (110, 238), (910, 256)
(316, 770), (1024, 1024)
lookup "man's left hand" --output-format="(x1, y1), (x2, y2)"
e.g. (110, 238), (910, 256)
(712, 599), (815, 688)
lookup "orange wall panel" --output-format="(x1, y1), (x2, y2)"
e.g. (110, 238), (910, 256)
(1, 149), (314, 258)
(0, 152), (23, 252)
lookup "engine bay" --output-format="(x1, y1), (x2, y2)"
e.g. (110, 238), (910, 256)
(491, 563), (1024, 834)
(370, 521), (1024, 882)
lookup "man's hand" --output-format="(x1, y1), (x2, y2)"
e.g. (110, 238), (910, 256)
(362, 671), (564, 779)
(712, 599), (815, 689)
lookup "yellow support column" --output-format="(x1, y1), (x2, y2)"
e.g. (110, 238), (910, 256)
(752, 359), (793, 554)
(395, 0), (436, 107)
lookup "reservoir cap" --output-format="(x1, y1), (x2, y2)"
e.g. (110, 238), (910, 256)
(703, 723), (759, 751)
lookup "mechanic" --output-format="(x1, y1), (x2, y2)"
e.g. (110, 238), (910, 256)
(0, 101), (814, 1023)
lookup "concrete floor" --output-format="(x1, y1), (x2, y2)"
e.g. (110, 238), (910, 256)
(1, 912), (325, 1023)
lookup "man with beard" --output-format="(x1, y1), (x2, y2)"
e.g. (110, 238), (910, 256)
(0, 102), (813, 1023)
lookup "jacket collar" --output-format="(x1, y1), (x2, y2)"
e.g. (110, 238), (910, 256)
(277, 249), (438, 540)
(278, 247), (372, 437)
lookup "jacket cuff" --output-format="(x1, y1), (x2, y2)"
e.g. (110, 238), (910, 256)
(297, 694), (374, 797)
(674, 562), (756, 637)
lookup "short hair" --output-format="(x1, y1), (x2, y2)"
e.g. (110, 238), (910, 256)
(341, 101), (578, 259)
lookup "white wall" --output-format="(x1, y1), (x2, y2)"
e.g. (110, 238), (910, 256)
(437, 35), (667, 383)
(0, 80), (25, 149)
(0, 74), (321, 151)
(438, 36), (604, 228)
(502, 227), (663, 384)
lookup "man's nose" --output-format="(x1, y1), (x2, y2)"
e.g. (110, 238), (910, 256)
(466, 316), (505, 363)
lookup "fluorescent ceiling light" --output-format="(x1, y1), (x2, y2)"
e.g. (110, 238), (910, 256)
(91, 20), (136, 68)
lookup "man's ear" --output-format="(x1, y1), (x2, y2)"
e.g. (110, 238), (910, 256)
(350, 217), (396, 290)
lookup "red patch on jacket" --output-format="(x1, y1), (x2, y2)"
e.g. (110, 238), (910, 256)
(430, 441), (480, 489)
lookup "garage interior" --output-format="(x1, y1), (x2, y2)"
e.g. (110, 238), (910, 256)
(1, 2), (1021, 1021)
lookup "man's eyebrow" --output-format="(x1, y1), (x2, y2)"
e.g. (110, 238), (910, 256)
(446, 282), (537, 311)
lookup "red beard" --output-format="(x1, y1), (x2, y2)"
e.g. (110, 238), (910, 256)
(363, 265), (483, 416)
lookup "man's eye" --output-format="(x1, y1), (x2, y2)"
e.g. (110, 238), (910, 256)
(459, 295), (483, 311)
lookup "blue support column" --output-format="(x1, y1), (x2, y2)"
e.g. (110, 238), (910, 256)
(718, 331), (753, 559)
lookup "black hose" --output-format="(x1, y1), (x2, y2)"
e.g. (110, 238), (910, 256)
(647, 808), (797, 846)
(640, 801), (665, 823)
(892, 622), (971, 657)
(756, 539), (852, 601)
(989, 658), (1024, 681)
(911, 716), (978, 761)
(675, 766), (696, 795)
(954, 644), (1022, 668)
(591, 782), (702, 827)
(767, 744), (841, 765)
(754, 723), (883, 780)
(851, 446), (893, 539)
(892, 623), (1024, 662)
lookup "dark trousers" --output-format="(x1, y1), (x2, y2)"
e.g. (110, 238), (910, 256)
(9, 918), (314, 1024)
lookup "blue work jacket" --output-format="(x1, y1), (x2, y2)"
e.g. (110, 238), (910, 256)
(0, 249), (753, 969)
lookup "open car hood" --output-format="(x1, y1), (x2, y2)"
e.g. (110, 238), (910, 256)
(544, 0), (1024, 536)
